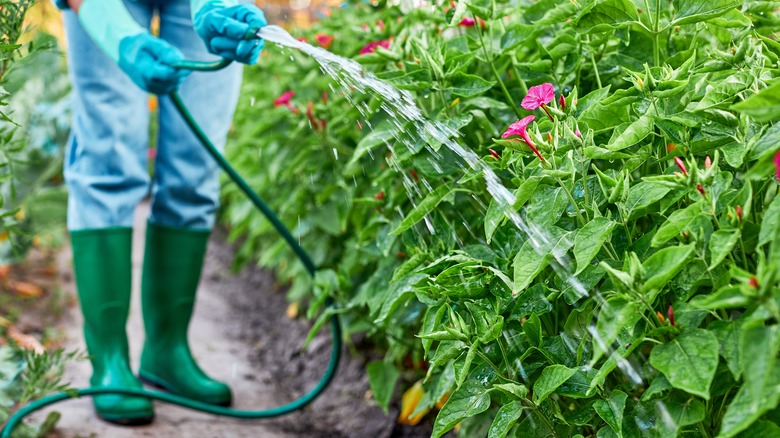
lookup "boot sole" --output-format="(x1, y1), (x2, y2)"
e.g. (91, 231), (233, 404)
(97, 411), (154, 426)
(139, 372), (232, 407)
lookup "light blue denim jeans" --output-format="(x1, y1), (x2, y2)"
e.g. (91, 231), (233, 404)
(63, 0), (243, 230)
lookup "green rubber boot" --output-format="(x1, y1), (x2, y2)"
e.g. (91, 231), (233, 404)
(70, 228), (154, 426)
(138, 222), (232, 406)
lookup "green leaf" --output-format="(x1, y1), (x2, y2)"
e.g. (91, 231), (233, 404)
(731, 79), (780, 123)
(420, 304), (447, 357)
(719, 324), (780, 437)
(492, 382), (529, 399)
(708, 229), (740, 269)
(641, 243), (695, 301)
(575, 0), (639, 33)
(574, 217), (617, 275)
(607, 114), (654, 151)
(656, 399), (707, 437)
(500, 24), (537, 50)
(696, 72), (752, 110)
(366, 361), (400, 413)
(672, 0), (743, 26)
(432, 367), (494, 438)
(710, 320), (742, 380)
(391, 185), (452, 235)
(591, 297), (642, 364)
(488, 401), (525, 438)
(651, 201), (703, 247)
(513, 229), (573, 292)
(624, 181), (672, 219)
(690, 285), (751, 310)
(593, 390), (627, 436)
(485, 199), (506, 243)
(524, 313), (542, 347)
(532, 365), (578, 405)
(450, 72), (496, 98)
(347, 122), (394, 168)
(649, 328), (719, 399)
(759, 194), (780, 248)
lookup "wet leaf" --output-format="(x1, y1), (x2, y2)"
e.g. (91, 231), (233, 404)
(649, 328), (719, 399)
(532, 365), (577, 405)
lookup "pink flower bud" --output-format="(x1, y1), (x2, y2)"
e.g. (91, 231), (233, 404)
(697, 183), (706, 196)
(674, 157), (688, 176)
(736, 205), (743, 222)
(558, 94), (566, 110)
(667, 305), (675, 326)
(705, 156), (712, 170)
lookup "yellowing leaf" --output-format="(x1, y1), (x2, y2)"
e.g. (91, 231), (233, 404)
(398, 380), (429, 425)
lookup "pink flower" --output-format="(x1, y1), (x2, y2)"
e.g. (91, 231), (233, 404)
(359, 39), (391, 55)
(458, 17), (486, 28)
(775, 149), (780, 181)
(274, 91), (294, 107)
(502, 115), (535, 139)
(315, 33), (334, 49)
(273, 91), (299, 114)
(501, 115), (546, 163)
(522, 83), (555, 111)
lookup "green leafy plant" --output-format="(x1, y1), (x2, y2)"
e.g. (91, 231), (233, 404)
(223, 0), (780, 436)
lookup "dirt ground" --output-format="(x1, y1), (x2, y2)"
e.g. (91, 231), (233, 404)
(21, 202), (434, 438)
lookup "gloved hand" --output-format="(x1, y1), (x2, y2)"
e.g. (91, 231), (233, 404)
(77, 0), (190, 94)
(118, 34), (190, 95)
(193, 4), (267, 64)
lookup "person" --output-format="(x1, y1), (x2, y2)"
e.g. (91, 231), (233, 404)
(56, 0), (266, 425)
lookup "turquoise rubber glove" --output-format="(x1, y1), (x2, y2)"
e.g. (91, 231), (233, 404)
(118, 34), (190, 95)
(192, 3), (267, 64)
(78, 0), (190, 94)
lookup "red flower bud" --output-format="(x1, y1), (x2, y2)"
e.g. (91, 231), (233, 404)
(674, 157), (688, 176)
(736, 205), (743, 222)
(667, 305), (675, 327)
(374, 191), (385, 201)
(749, 276), (759, 288)
(697, 183), (706, 196)
(705, 156), (712, 170)
(489, 149), (501, 160)
(410, 169), (419, 181)
(558, 94), (566, 111)
(396, 252), (406, 258)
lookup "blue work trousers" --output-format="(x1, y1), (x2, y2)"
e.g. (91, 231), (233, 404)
(63, 0), (243, 230)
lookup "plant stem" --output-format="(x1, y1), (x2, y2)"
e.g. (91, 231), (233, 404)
(653, 0), (662, 66)
(556, 177), (587, 226)
(497, 339), (514, 379)
(586, 36), (603, 89)
(474, 17), (523, 118)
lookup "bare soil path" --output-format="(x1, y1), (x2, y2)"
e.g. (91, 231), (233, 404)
(29, 201), (421, 437)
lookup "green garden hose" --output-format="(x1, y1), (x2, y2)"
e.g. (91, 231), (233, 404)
(0, 57), (342, 437)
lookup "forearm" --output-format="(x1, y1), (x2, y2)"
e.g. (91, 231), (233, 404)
(190, 0), (238, 19)
(69, 0), (146, 63)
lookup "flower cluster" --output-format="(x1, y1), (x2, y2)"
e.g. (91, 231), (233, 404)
(500, 83), (572, 163)
(360, 39), (392, 55)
